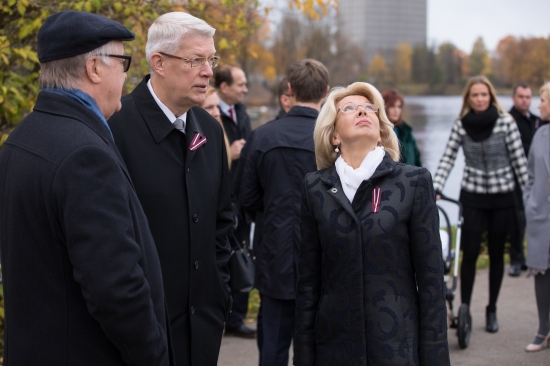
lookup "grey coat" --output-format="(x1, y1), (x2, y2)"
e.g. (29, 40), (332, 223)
(524, 124), (550, 270)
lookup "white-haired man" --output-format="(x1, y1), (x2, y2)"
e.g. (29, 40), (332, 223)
(108, 12), (233, 366)
(0, 10), (172, 365)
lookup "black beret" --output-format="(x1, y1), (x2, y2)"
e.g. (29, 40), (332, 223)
(38, 10), (135, 63)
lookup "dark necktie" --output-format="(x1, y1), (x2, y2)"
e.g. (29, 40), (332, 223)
(173, 118), (185, 134)
(229, 107), (236, 124)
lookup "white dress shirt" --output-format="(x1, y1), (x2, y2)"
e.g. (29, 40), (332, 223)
(147, 79), (187, 130)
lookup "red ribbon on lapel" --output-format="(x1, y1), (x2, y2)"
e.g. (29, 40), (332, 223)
(372, 186), (381, 213)
(189, 132), (207, 151)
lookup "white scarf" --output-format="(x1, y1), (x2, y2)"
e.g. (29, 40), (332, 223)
(335, 146), (385, 203)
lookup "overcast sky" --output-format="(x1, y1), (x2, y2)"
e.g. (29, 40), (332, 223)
(428, 0), (550, 52)
(263, 0), (550, 53)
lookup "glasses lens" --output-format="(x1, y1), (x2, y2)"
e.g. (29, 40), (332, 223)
(190, 58), (203, 68)
(123, 57), (131, 72)
(341, 103), (356, 113)
(210, 57), (220, 68)
(362, 103), (375, 112)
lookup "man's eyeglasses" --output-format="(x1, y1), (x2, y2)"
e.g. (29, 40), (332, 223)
(338, 102), (379, 114)
(159, 52), (221, 69)
(105, 54), (132, 72)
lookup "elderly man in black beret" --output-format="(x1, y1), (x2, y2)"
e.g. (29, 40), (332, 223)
(0, 10), (173, 366)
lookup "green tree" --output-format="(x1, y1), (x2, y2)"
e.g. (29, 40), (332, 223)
(411, 44), (436, 84)
(437, 42), (465, 86)
(469, 36), (491, 76)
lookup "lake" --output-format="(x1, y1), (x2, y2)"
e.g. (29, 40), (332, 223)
(248, 95), (543, 223)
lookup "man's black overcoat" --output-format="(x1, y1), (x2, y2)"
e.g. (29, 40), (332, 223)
(0, 91), (172, 365)
(239, 106), (319, 300)
(108, 76), (233, 366)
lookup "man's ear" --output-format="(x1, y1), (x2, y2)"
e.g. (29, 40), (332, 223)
(219, 81), (229, 95)
(288, 82), (295, 97)
(85, 57), (102, 84)
(150, 53), (165, 76)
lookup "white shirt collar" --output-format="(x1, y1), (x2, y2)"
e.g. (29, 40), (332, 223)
(218, 97), (237, 124)
(147, 79), (187, 129)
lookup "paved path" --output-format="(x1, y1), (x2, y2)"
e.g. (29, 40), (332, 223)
(218, 265), (550, 365)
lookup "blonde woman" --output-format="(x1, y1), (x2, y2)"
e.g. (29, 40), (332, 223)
(200, 86), (231, 168)
(295, 82), (449, 365)
(433, 76), (528, 334)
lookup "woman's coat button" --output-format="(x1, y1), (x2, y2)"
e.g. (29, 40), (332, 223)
(331, 188), (338, 193)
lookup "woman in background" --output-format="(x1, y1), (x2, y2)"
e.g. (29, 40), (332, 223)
(294, 82), (449, 365)
(382, 89), (422, 166)
(201, 86), (231, 168)
(524, 81), (550, 352)
(433, 76), (527, 334)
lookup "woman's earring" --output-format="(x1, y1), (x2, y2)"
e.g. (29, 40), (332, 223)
(335, 146), (339, 153)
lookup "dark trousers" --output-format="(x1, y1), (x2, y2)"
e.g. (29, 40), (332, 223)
(460, 206), (516, 312)
(226, 292), (250, 330)
(509, 184), (526, 266)
(257, 293), (295, 366)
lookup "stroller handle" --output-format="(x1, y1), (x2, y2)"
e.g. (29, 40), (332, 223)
(436, 193), (463, 221)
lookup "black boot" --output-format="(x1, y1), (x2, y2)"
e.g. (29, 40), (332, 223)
(486, 306), (499, 333)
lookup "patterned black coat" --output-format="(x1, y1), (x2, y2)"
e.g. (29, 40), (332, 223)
(295, 154), (450, 366)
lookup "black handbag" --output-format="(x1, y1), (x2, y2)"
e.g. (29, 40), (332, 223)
(228, 235), (255, 293)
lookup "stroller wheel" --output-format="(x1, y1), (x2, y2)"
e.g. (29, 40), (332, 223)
(457, 304), (472, 349)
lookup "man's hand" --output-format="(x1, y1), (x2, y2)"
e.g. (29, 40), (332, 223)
(230, 139), (246, 160)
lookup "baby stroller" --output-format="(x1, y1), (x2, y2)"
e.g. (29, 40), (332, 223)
(438, 194), (470, 349)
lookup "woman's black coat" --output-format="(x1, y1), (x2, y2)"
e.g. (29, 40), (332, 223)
(295, 154), (450, 366)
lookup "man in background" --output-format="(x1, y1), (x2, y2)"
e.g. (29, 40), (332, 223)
(274, 77), (294, 120)
(108, 12), (233, 365)
(215, 64), (251, 162)
(0, 11), (172, 365)
(214, 64), (256, 338)
(508, 83), (546, 276)
(240, 59), (329, 366)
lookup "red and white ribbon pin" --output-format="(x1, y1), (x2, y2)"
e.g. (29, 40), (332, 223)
(372, 186), (381, 213)
(189, 132), (207, 151)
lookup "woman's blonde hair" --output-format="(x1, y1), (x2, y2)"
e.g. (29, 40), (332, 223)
(460, 75), (505, 118)
(314, 82), (399, 170)
(540, 81), (550, 100)
(201, 85), (231, 169)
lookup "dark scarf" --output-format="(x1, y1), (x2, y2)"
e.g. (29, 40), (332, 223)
(461, 104), (499, 142)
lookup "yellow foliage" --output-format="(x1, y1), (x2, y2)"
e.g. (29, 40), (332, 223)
(394, 42), (412, 84)
(0, 0), (336, 141)
(263, 66), (277, 81)
(369, 55), (388, 81)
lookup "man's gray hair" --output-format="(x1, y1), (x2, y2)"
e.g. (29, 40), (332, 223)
(145, 12), (216, 73)
(39, 41), (120, 90)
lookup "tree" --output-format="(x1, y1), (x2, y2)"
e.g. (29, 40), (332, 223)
(495, 35), (550, 87)
(368, 55), (388, 84)
(469, 36), (491, 76)
(411, 44), (436, 84)
(0, 0), (171, 147)
(0, 0), (337, 148)
(437, 42), (465, 86)
(392, 42), (412, 85)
